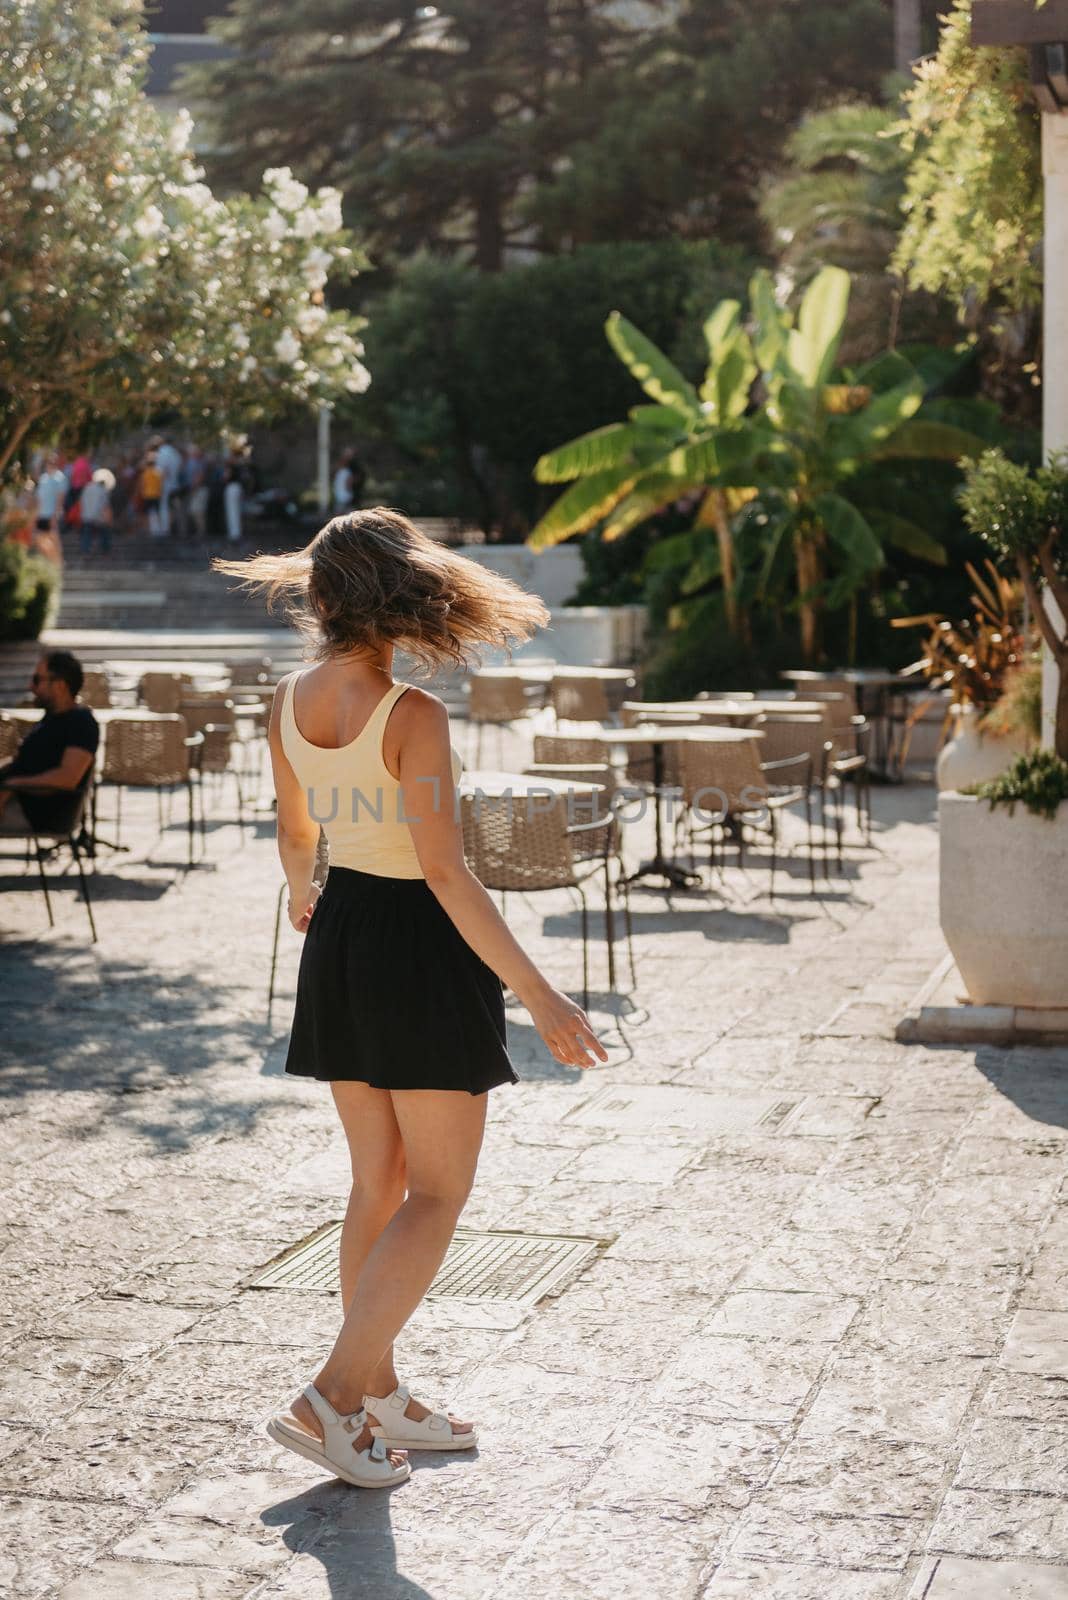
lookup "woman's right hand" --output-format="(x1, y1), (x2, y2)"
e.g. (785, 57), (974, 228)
(526, 985), (608, 1069)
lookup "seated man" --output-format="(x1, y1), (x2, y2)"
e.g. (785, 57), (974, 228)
(0, 651), (99, 833)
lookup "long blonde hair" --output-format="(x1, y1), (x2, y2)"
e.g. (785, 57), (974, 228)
(213, 508), (549, 672)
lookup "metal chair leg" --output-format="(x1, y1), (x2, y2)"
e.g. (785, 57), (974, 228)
(70, 839), (98, 943)
(268, 879), (286, 1017)
(33, 840), (54, 927)
(579, 887), (589, 1013)
(620, 869), (636, 989)
(804, 789), (816, 891)
(769, 811), (778, 900)
(603, 855), (616, 990)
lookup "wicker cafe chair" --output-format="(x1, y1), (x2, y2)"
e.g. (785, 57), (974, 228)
(268, 830), (330, 1019)
(466, 673), (536, 767)
(550, 673), (612, 725)
(0, 772), (98, 940)
(178, 696), (249, 829)
(96, 714), (205, 866)
(460, 788), (620, 1011)
(522, 762), (635, 991)
(0, 713), (25, 764)
(79, 669), (112, 710)
(677, 734), (815, 898)
(748, 714), (831, 880)
(533, 731), (609, 768)
(138, 671), (195, 714)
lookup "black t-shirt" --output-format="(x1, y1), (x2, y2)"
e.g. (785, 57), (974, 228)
(4, 704), (99, 830)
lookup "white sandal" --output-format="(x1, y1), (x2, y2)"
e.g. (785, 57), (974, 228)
(362, 1381), (479, 1451)
(267, 1382), (412, 1488)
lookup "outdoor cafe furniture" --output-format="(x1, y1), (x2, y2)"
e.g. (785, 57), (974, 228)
(458, 770), (629, 1010)
(0, 770), (97, 941)
(523, 761), (631, 956)
(138, 670), (197, 714)
(466, 672), (540, 766)
(549, 667), (638, 724)
(781, 668), (905, 779)
(79, 669), (112, 709)
(750, 713), (837, 877)
(96, 714), (205, 866)
(575, 724), (768, 890)
(677, 732), (815, 897)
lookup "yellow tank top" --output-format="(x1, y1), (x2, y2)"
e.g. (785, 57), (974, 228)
(280, 673), (462, 880)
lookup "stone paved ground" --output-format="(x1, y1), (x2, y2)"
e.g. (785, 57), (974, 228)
(1, 722), (1067, 1600)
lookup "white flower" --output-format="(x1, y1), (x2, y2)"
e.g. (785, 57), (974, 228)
(315, 187), (344, 234)
(230, 323), (250, 351)
(134, 204), (164, 238)
(302, 245), (333, 290)
(263, 208), (288, 243)
(273, 328), (301, 364)
(168, 108), (194, 154)
(293, 205), (322, 240)
(296, 304), (327, 335)
(15, 142), (30, 159)
(262, 165), (308, 213)
(0, 113), (16, 136)
(344, 363), (371, 395)
(240, 354), (258, 377)
(30, 168), (61, 193)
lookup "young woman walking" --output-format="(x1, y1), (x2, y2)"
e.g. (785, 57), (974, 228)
(217, 511), (606, 1491)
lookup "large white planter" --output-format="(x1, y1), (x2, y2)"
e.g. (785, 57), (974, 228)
(936, 703), (1030, 792)
(939, 791), (1068, 1008)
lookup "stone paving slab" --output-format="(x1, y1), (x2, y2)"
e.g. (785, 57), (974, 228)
(2, 742), (1068, 1598)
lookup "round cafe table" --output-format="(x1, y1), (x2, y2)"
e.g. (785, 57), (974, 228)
(578, 724), (765, 889)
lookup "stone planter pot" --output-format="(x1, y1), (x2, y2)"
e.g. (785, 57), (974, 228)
(939, 791), (1068, 1008)
(936, 703), (1030, 792)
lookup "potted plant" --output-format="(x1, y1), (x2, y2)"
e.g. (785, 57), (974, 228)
(892, 559), (1035, 789)
(937, 450), (1068, 1010)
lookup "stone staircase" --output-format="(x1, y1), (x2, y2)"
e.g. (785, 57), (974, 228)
(55, 536), (272, 630)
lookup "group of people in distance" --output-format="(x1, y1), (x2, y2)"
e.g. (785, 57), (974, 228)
(12, 438), (257, 559)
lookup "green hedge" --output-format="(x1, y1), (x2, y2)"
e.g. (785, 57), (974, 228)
(354, 239), (755, 534)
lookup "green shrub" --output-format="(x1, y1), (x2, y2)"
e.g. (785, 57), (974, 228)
(972, 748), (1068, 820)
(0, 542), (58, 642)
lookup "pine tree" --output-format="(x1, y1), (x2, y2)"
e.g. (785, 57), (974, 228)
(186, 0), (662, 271)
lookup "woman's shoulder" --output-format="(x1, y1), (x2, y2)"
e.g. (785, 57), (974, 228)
(390, 683), (453, 747)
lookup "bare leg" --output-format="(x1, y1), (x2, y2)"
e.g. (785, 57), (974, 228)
(288, 1085), (485, 1453)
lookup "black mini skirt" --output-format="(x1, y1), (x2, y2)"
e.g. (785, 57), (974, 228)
(284, 866), (519, 1096)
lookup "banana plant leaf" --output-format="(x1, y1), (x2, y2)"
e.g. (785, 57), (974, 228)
(813, 491), (884, 574)
(605, 312), (701, 418)
(602, 470), (689, 542)
(863, 509), (947, 565)
(829, 377), (925, 464)
(872, 420), (987, 462)
(788, 265), (850, 390)
(534, 421), (650, 484)
(527, 462), (639, 549)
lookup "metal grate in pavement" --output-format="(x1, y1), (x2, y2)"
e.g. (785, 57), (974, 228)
(249, 1224), (603, 1307)
(563, 1084), (804, 1133)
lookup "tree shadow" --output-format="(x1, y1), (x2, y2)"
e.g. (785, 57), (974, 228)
(0, 940), (289, 1152)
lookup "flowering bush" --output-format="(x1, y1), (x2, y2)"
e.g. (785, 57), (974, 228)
(0, 0), (370, 478)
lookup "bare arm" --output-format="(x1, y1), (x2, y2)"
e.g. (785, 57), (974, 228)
(268, 675), (321, 931)
(1, 746), (92, 792)
(394, 690), (606, 1069)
